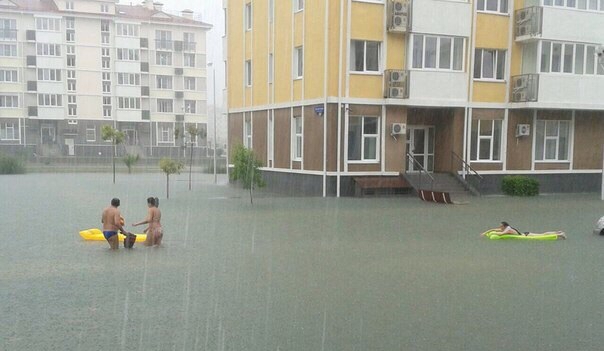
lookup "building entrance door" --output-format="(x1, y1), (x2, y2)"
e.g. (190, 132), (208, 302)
(64, 138), (75, 156)
(406, 126), (435, 172)
(40, 125), (56, 144)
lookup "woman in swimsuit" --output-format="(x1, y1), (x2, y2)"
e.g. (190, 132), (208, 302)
(133, 197), (163, 246)
(481, 221), (566, 239)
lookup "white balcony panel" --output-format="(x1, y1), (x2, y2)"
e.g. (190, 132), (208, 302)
(36, 31), (62, 44)
(37, 81), (64, 94)
(184, 115), (208, 124)
(37, 106), (64, 119)
(116, 110), (142, 122)
(538, 74), (604, 107)
(115, 61), (140, 73)
(407, 70), (468, 104)
(183, 67), (206, 77)
(0, 83), (22, 93)
(37, 56), (64, 69)
(150, 113), (176, 123)
(411, 0), (471, 37)
(115, 86), (141, 97)
(115, 37), (140, 49)
(541, 7), (604, 44)
(0, 57), (21, 67)
(0, 108), (22, 118)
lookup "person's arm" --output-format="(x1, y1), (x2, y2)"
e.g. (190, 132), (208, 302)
(480, 228), (500, 237)
(133, 209), (152, 227)
(114, 211), (125, 233)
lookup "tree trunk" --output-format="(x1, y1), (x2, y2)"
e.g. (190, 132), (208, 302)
(166, 174), (170, 199)
(189, 144), (193, 191)
(112, 142), (116, 184)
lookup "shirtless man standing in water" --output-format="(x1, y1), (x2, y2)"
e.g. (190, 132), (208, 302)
(102, 198), (126, 250)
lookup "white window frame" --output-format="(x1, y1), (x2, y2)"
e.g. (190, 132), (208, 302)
(156, 75), (173, 89)
(470, 119), (503, 162)
(350, 40), (382, 73)
(101, 3), (109, 13)
(0, 122), (18, 140)
(117, 48), (140, 61)
(476, 0), (509, 14)
(184, 100), (196, 114)
(244, 115), (252, 148)
(117, 73), (140, 86)
(38, 68), (61, 81)
(35, 18), (61, 32)
(102, 57), (110, 69)
(38, 94), (62, 107)
(534, 119), (572, 162)
(67, 79), (76, 92)
(268, 53), (274, 84)
(245, 60), (252, 86)
(86, 127), (96, 142)
(156, 51), (172, 66)
(184, 77), (196, 90)
(116, 23), (139, 37)
(267, 112), (274, 165)
(0, 19), (17, 41)
(157, 123), (174, 143)
(474, 49), (506, 81)
(292, 115), (303, 161)
(184, 53), (196, 67)
(540, 41), (603, 75)
(101, 32), (110, 45)
(293, 46), (304, 79)
(0, 69), (18, 82)
(543, 0), (603, 11)
(411, 34), (465, 71)
(157, 99), (174, 113)
(0, 44), (17, 57)
(347, 116), (380, 163)
(0, 95), (18, 108)
(118, 97), (140, 110)
(245, 3), (252, 31)
(294, 0), (304, 12)
(67, 55), (76, 67)
(65, 17), (75, 29)
(36, 43), (61, 56)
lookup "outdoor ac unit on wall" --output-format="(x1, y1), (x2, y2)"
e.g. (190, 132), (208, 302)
(388, 0), (410, 33)
(388, 87), (407, 99)
(516, 124), (530, 137)
(391, 123), (406, 135)
(388, 70), (407, 85)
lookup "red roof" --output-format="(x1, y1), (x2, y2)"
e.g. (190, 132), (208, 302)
(1, 0), (58, 12)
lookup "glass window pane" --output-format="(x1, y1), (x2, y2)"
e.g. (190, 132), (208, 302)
(479, 139), (491, 160)
(474, 49), (482, 78)
(365, 41), (380, 71)
(535, 120), (545, 160)
(439, 37), (451, 69)
(425, 37), (437, 68)
(496, 50), (506, 79)
(575, 44), (585, 74)
(470, 120), (478, 160)
(363, 117), (378, 135)
(477, 0), (485, 11)
(348, 117), (362, 160)
(364, 137), (377, 160)
(482, 50), (495, 79)
(500, 0), (508, 13)
(486, 0), (498, 11)
(558, 121), (569, 160)
(480, 119), (493, 136)
(453, 38), (464, 71)
(568, 0), (577, 7)
(541, 41), (551, 72)
(589, 0), (597, 10)
(563, 44), (573, 73)
(428, 128), (435, 154)
(546, 120), (558, 137)
(578, 0), (587, 9)
(352, 40), (364, 71)
(552, 43), (562, 72)
(586, 46), (595, 74)
(412, 35), (423, 68)
(493, 120), (502, 160)
(545, 139), (557, 159)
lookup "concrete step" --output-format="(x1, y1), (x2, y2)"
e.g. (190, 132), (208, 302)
(402, 172), (473, 196)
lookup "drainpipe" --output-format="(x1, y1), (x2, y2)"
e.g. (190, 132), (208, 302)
(322, 0), (329, 197)
(336, 0), (345, 197)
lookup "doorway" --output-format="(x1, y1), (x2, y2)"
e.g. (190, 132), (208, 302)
(41, 125), (56, 144)
(64, 138), (75, 156)
(406, 126), (435, 172)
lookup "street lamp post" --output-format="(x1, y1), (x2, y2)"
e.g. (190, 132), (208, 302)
(208, 62), (217, 184)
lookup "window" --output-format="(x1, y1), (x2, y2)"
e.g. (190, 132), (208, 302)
(86, 127), (96, 142)
(350, 40), (381, 72)
(155, 30), (172, 50)
(184, 77), (196, 90)
(156, 52), (172, 65)
(292, 116), (303, 160)
(183, 32), (195, 51)
(117, 48), (140, 61)
(543, 0), (603, 10)
(67, 79), (76, 92)
(0, 44), (17, 57)
(535, 120), (571, 161)
(65, 17), (75, 29)
(68, 103), (76, 116)
(0, 19), (16, 41)
(36, 18), (61, 31)
(412, 34), (464, 71)
(103, 96), (111, 105)
(294, 0), (304, 11)
(102, 72), (111, 81)
(157, 99), (173, 113)
(245, 3), (252, 31)
(38, 94), (62, 106)
(0, 122), (18, 140)
(103, 106), (112, 117)
(67, 55), (76, 67)
(541, 41), (603, 75)
(38, 69), (61, 81)
(474, 49), (506, 80)
(101, 33), (110, 45)
(102, 57), (110, 69)
(68, 95), (76, 104)
(102, 81), (110, 93)
(268, 113), (274, 164)
(293, 46), (303, 78)
(156, 75), (173, 89)
(184, 100), (196, 114)
(269, 0), (274, 22)
(116, 23), (139, 37)
(66, 30), (75, 42)
(348, 116), (379, 162)
(0, 69), (18, 82)
(67, 70), (75, 79)
(66, 1), (74, 10)
(471, 119), (502, 161)
(268, 53), (274, 83)
(37, 43), (61, 56)
(0, 95), (18, 108)
(245, 60), (252, 86)
(101, 48), (110, 57)
(66, 45), (75, 54)
(184, 53), (196, 67)
(101, 4), (109, 13)
(476, 0), (508, 13)
(244, 115), (252, 148)
(158, 123), (174, 143)
(117, 73), (140, 85)
(118, 97), (140, 109)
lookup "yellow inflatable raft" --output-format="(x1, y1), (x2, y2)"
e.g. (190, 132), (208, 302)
(79, 228), (147, 242)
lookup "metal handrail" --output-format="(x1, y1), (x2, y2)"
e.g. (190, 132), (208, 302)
(406, 151), (434, 191)
(451, 152), (483, 195)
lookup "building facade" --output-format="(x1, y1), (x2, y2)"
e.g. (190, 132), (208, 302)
(0, 0), (210, 159)
(226, 0), (604, 196)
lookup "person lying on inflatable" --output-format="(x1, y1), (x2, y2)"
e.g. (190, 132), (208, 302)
(481, 221), (566, 240)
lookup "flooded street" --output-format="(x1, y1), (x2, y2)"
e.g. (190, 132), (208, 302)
(2, 173), (604, 351)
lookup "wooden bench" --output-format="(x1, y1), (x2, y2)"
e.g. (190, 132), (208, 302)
(353, 177), (412, 197)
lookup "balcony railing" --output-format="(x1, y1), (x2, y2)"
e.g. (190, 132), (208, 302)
(510, 74), (539, 102)
(515, 7), (542, 40)
(155, 39), (173, 50)
(183, 41), (196, 52)
(0, 29), (17, 41)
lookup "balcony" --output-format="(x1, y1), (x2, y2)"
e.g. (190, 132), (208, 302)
(406, 70), (468, 104)
(155, 39), (173, 51)
(514, 7), (542, 41)
(516, 6), (604, 44)
(0, 29), (17, 41)
(511, 73), (604, 107)
(183, 41), (196, 52)
(510, 74), (539, 102)
(410, 0), (472, 38)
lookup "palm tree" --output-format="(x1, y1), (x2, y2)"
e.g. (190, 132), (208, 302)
(101, 125), (125, 184)
(159, 158), (184, 199)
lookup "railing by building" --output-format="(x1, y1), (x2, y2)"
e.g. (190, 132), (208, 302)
(183, 41), (196, 52)
(451, 151), (482, 196)
(515, 6), (543, 40)
(510, 74), (539, 102)
(405, 151), (434, 191)
(155, 39), (173, 51)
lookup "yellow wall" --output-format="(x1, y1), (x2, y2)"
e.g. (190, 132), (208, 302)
(273, 0), (293, 104)
(227, 0), (244, 109)
(472, 82), (507, 103)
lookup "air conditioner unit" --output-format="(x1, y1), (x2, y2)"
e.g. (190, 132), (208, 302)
(516, 124), (530, 137)
(516, 9), (533, 24)
(388, 87), (407, 99)
(388, 70), (407, 85)
(517, 23), (533, 37)
(392, 0), (409, 14)
(391, 14), (408, 31)
(513, 91), (527, 102)
(514, 76), (528, 90)
(388, 0), (409, 33)
(391, 123), (406, 135)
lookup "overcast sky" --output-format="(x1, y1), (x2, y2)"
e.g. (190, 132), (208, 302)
(118, 0), (225, 107)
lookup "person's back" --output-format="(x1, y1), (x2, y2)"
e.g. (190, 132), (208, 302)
(101, 198), (124, 249)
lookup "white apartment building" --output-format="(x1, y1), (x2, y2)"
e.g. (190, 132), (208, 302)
(0, 0), (210, 158)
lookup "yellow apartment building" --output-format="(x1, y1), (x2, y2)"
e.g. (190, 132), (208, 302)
(225, 0), (604, 196)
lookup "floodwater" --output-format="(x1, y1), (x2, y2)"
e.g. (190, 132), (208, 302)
(1, 173), (604, 351)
